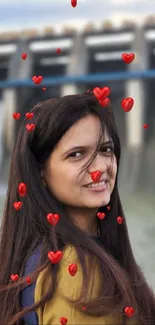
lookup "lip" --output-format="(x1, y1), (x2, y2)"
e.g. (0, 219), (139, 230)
(85, 182), (107, 192)
(84, 178), (107, 186)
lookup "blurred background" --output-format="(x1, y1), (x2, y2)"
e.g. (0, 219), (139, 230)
(0, 0), (155, 290)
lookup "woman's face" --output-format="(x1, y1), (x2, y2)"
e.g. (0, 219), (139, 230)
(42, 114), (117, 209)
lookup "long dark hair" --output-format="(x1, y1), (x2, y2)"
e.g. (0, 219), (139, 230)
(0, 92), (155, 325)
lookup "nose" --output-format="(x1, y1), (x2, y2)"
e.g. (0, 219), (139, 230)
(88, 154), (108, 175)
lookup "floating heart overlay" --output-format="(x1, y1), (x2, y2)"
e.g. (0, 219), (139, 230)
(48, 251), (63, 264)
(60, 317), (68, 325)
(93, 87), (110, 101)
(26, 276), (31, 284)
(47, 213), (60, 226)
(42, 87), (46, 91)
(25, 112), (34, 119)
(10, 274), (19, 281)
(13, 201), (23, 210)
(99, 97), (110, 107)
(32, 76), (43, 85)
(22, 53), (27, 60)
(91, 171), (102, 183)
(117, 216), (123, 224)
(26, 124), (36, 131)
(97, 212), (106, 220)
(121, 97), (134, 112)
(143, 123), (148, 129)
(71, 0), (77, 7)
(68, 263), (78, 276)
(18, 182), (27, 197)
(56, 48), (61, 54)
(122, 53), (135, 64)
(124, 306), (134, 317)
(13, 112), (21, 120)
(107, 205), (111, 210)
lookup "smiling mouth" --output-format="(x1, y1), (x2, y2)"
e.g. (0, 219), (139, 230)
(85, 179), (107, 189)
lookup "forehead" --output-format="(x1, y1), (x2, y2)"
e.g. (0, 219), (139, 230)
(57, 115), (110, 150)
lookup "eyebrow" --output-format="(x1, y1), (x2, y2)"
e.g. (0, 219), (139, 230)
(62, 140), (114, 157)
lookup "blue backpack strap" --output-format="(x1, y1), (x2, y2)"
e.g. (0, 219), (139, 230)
(20, 246), (42, 325)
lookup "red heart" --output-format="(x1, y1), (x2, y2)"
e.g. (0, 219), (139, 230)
(124, 306), (134, 318)
(71, 0), (77, 7)
(93, 87), (110, 101)
(48, 251), (63, 264)
(10, 274), (19, 281)
(56, 48), (61, 54)
(42, 87), (46, 91)
(117, 216), (123, 224)
(22, 53), (27, 60)
(91, 171), (102, 183)
(13, 112), (21, 120)
(26, 276), (31, 284)
(32, 76), (43, 85)
(93, 87), (101, 99)
(60, 317), (68, 325)
(13, 201), (23, 210)
(47, 213), (60, 226)
(107, 205), (111, 210)
(122, 53), (135, 64)
(97, 212), (106, 220)
(121, 97), (134, 112)
(99, 97), (110, 107)
(143, 123), (148, 129)
(26, 124), (36, 131)
(18, 183), (27, 197)
(25, 112), (34, 119)
(68, 263), (78, 276)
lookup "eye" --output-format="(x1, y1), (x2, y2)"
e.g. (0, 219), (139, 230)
(68, 151), (83, 158)
(100, 146), (114, 153)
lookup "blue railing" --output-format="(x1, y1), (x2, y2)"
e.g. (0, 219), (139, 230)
(0, 70), (155, 88)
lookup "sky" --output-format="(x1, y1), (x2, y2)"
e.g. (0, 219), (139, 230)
(0, 0), (154, 31)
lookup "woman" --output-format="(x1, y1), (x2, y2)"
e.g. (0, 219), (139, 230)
(0, 91), (155, 325)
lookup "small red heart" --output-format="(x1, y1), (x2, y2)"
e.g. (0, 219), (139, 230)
(107, 205), (111, 210)
(18, 183), (27, 198)
(13, 112), (21, 120)
(93, 87), (110, 101)
(122, 53), (135, 64)
(13, 201), (23, 210)
(68, 263), (78, 276)
(26, 124), (36, 131)
(32, 76), (43, 85)
(26, 276), (31, 284)
(117, 216), (123, 224)
(143, 123), (148, 129)
(56, 48), (61, 54)
(93, 87), (101, 99)
(97, 212), (106, 220)
(91, 171), (102, 183)
(47, 213), (60, 226)
(71, 0), (77, 7)
(22, 53), (27, 60)
(42, 87), (46, 91)
(124, 306), (134, 318)
(99, 97), (110, 107)
(10, 274), (19, 281)
(121, 97), (134, 112)
(48, 251), (63, 264)
(25, 112), (34, 119)
(60, 317), (68, 325)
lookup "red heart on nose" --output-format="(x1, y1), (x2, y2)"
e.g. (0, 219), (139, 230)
(26, 124), (36, 131)
(91, 171), (102, 183)
(10, 274), (19, 281)
(13, 112), (21, 120)
(68, 263), (78, 276)
(32, 76), (43, 84)
(25, 112), (34, 119)
(48, 251), (63, 264)
(13, 201), (23, 210)
(47, 213), (60, 226)
(60, 317), (68, 325)
(121, 97), (134, 112)
(97, 212), (106, 220)
(122, 53), (135, 64)
(124, 306), (134, 317)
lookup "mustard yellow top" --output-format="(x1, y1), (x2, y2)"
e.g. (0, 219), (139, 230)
(34, 244), (138, 325)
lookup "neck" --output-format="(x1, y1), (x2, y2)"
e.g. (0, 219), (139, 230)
(67, 207), (99, 236)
